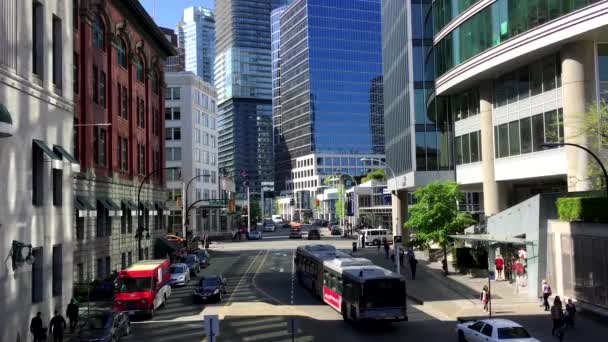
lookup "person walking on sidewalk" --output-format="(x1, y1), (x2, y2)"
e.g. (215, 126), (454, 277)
(409, 255), (418, 280)
(495, 254), (504, 281)
(383, 238), (389, 259)
(542, 280), (552, 311)
(550, 296), (564, 336)
(481, 285), (490, 312)
(565, 298), (576, 328)
(49, 310), (66, 342)
(66, 299), (79, 332)
(30, 312), (46, 342)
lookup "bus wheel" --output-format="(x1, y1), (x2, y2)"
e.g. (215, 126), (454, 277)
(373, 239), (380, 246)
(458, 330), (466, 342)
(341, 305), (349, 321)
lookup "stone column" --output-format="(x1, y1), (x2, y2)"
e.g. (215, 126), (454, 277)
(391, 189), (408, 240)
(480, 81), (502, 217)
(561, 41), (596, 191)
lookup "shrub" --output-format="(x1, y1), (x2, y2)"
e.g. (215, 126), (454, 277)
(556, 197), (608, 222)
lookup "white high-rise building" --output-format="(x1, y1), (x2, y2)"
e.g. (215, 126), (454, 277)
(165, 72), (220, 236)
(0, 0), (77, 340)
(177, 7), (215, 84)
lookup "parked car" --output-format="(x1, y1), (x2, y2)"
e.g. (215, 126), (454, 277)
(263, 221), (276, 232)
(169, 263), (190, 286)
(249, 230), (263, 240)
(196, 249), (210, 268)
(330, 226), (343, 235)
(307, 229), (321, 240)
(75, 311), (130, 342)
(193, 275), (227, 303)
(182, 254), (200, 275)
(289, 230), (303, 239)
(456, 319), (539, 342)
(312, 219), (322, 226)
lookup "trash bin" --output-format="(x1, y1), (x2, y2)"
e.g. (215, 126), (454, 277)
(352, 241), (357, 253)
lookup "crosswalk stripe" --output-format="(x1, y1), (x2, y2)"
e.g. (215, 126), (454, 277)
(242, 329), (291, 341)
(236, 321), (288, 334)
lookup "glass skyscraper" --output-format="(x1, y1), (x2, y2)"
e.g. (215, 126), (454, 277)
(214, 0), (289, 194)
(275, 0), (386, 194)
(177, 7), (215, 84)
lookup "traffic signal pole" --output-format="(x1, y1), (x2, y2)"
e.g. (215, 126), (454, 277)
(247, 185), (251, 233)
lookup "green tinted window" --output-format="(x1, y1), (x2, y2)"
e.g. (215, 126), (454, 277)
(433, 0), (481, 34)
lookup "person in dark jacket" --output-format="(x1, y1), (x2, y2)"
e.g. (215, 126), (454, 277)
(49, 310), (67, 342)
(383, 238), (389, 259)
(30, 312), (45, 342)
(565, 298), (576, 328)
(409, 255), (418, 280)
(66, 299), (79, 332)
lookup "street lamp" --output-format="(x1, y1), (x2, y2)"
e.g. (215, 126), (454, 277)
(541, 142), (608, 198)
(361, 157), (401, 275)
(183, 173), (211, 238)
(326, 172), (358, 236)
(136, 167), (178, 261)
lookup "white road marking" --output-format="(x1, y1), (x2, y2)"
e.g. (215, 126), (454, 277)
(279, 268), (284, 273)
(290, 249), (296, 305)
(227, 250), (264, 304)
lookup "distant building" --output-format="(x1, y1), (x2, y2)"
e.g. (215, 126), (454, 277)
(161, 27), (184, 72)
(177, 7), (215, 83)
(72, 0), (174, 284)
(164, 72), (222, 236)
(273, 0), (386, 219)
(0, 1), (76, 340)
(215, 0), (288, 195)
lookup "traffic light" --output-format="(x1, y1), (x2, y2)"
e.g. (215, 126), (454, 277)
(315, 199), (320, 207)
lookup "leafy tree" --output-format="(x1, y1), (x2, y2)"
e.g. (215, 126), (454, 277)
(582, 102), (608, 190)
(361, 168), (385, 183)
(335, 184), (346, 220)
(405, 181), (475, 274)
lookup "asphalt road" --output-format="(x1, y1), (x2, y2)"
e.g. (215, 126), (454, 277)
(126, 227), (456, 341)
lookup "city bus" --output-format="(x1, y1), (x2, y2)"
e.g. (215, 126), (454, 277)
(323, 258), (408, 322)
(294, 245), (350, 297)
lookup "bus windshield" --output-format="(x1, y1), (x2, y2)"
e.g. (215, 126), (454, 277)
(362, 279), (405, 308)
(117, 277), (152, 293)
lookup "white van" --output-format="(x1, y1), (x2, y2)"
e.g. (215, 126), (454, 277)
(360, 228), (393, 246)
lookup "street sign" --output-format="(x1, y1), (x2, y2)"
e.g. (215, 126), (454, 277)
(488, 270), (496, 281)
(204, 314), (220, 341)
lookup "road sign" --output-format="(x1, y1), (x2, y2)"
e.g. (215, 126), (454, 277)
(488, 270), (496, 281)
(204, 314), (220, 341)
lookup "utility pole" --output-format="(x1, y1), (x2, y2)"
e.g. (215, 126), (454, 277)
(181, 181), (186, 239)
(261, 187), (265, 222)
(247, 185), (251, 233)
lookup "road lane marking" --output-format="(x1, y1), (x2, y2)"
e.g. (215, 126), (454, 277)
(290, 249), (296, 305)
(227, 250), (264, 304)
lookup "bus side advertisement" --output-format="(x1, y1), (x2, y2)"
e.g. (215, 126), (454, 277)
(323, 286), (341, 311)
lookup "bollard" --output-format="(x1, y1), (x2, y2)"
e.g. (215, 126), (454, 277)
(352, 241), (357, 253)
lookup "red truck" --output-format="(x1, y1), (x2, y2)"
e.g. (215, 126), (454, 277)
(114, 259), (172, 318)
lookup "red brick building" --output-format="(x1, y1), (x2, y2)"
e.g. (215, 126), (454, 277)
(72, 0), (175, 282)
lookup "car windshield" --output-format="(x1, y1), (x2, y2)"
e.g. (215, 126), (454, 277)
(497, 327), (531, 339)
(170, 265), (185, 274)
(201, 278), (220, 287)
(86, 314), (112, 330)
(117, 277), (152, 293)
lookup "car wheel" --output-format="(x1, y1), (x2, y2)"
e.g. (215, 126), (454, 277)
(341, 304), (349, 322)
(373, 239), (380, 246)
(163, 294), (168, 307)
(458, 330), (466, 342)
(125, 323), (131, 336)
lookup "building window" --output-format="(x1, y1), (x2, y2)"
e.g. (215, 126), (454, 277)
(151, 71), (159, 94)
(32, 247), (43, 303)
(96, 258), (103, 279)
(165, 147), (181, 161)
(32, 143), (43, 206)
(105, 257), (111, 276)
(92, 16), (105, 51)
(52, 169), (63, 206)
(73, 0), (78, 30)
(52, 16), (63, 89)
(32, 1), (44, 78)
(100, 71), (106, 107)
(73, 53), (79, 93)
(127, 251), (132, 266)
(121, 252), (126, 270)
(77, 263), (84, 283)
(119, 137), (128, 172)
(165, 87), (180, 100)
(92, 65), (98, 103)
(139, 144), (146, 175)
(599, 44), (608, 101)
(165, 127), (181, 141)
(135, 56), (144, 82)
(52, 245), (62, 296)
(138, 98), (145, 128)
(122, 86), (128, 119)
(117, 39), (127, 68)
(165, 107), (181, 120)
(99, 128), (106, 166)
(76, 216), (84, 240)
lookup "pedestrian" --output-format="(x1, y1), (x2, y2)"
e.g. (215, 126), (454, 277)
(49, 310), (66, 342)
(495, 254), (504, 281)
(441, 258), (448, 275)
(481, 285), (489, 312)
(383, 238), (389, 259)
(376, 238), (381, 252)
(504, 257), (512, 283)
(565, 298), (576, 328)
(409, 255), (418, 280)
(542, 279), (552, 311)
(398, 249), (405, 268)
(550, 296), (564, 336)
(66, 298), (79, 332)
(360, 233), (365, 248)
(30, 312), (46, 342)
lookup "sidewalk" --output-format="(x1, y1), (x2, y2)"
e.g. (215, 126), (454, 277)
(352, 247), (541, 321)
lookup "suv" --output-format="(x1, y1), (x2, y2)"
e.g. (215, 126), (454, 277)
(330, 226), (343, 235)
(182, 254), (200, 275)
(307, 229), (321, 240)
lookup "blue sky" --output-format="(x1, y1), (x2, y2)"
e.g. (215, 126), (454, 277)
(139, 0), (215, 30)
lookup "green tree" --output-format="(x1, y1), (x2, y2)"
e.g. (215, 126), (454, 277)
(582, 102), (608, 190)
(405, 181), (475, 274)
(361, 168), (385, 183)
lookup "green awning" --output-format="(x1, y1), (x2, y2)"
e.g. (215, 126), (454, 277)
(142, 201), (157, 216)
(123, 199), (140, 216)
(53, 145), (80, 172)
(74, 197), (88, 218)
(156, 201), (170, 215)
(75, 196), (96, 217)
(449, 234), (531, 245)
(33, 139), (63, 169)
(98, 198), (122, 217)
(0, 103), (14, 138)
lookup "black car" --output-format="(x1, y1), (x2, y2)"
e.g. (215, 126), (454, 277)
(331, 226), (343, 235)
(183, 254), (200, 275)
(196, 249), (210, 268)
(76, 311), (130, 342)
(193, 275), (227, 303)
(289, 230), (303, 239)
(307, 229), (321, 240)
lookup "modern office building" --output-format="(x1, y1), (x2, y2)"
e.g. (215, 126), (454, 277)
(161, 27), (185, 72)
(164, 72), (222, 237)
(215, 0), (288, 195)
(72, 0), (174, 283)
(274, 0), (386, 218)
(177, 6), (215, 83)
(0, 1), (76, 340)
(272, 5), (289, 191)
(381, 0), (454, 231)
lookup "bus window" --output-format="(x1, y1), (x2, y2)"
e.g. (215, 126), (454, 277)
(371, 231), (379, 236)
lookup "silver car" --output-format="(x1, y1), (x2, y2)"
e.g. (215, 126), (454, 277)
(249, 230), (263, 240)
(169, 263), (190, 286)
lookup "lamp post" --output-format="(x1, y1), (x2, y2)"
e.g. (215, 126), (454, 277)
(326, 172), (358, 236)
(542, 142), (608, 198)
(184, 173), (211, 238)
(361, 157), (400, 275)
(137, 167), (177, 261)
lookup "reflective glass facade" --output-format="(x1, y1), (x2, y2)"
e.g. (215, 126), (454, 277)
(178, 7), (215, 84)
(435, 0), (601, 77)
(272, 6), (290, 191)
(600, 44), (608, 101)
(433, 0), (480, 34)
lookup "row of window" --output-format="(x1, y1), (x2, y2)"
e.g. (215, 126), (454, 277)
(32, 2), (64, 91)
(455, 130), (481, 165)
(194, 129), (217, 147)
(432, 0), (480, 34)
(76, 209), (165, 241)
(494, 109), (565, 158)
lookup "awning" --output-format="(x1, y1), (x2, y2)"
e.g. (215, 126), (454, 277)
(75, 196), (96, 217)
(142, 201), (157, 216)
(98, 198), (122, 217)
(122, 199), (140, 216)
(449, 234), (531, 245)
(0, 103), (14, 138)
(53, 145), (80, 173)
(33, 139), (62, 169)
(156, 201), (170, 215)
